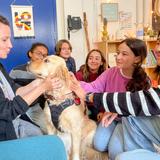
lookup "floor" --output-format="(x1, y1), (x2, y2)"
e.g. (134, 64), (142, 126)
(81, 147), (108, 160)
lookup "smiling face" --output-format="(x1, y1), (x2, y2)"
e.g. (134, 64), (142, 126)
(116, 42), (140, 74)
(87, 51), (103, 73)
(0, 23), (12, 59)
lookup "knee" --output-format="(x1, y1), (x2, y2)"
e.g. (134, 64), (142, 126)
(93, 132), (109, 152)
(93, 132), (107, 152)
(93, 138), (107, 152)
(108, 136), (123, 160)
(93, 122), (116, 152)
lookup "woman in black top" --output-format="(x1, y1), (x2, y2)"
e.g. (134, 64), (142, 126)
(0, 15), (60, 141)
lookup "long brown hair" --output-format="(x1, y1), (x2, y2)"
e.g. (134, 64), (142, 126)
(82, 49), (106, 82)
(120, 38), (150, 91)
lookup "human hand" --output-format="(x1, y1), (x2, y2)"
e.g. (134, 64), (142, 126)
(69, 72), (80, 86)
(101, 112), (118, 127)
(69, 72), (86, 100)
(42, 74), (62, 91)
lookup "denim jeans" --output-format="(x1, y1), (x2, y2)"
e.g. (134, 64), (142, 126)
(115, 149), (160, 160)
(13, 117), (43, 138)
(26, 103), (47, 133)
(94, 116), (160, 160)
(93, 121), (117, 152)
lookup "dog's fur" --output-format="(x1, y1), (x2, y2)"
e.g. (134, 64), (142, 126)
(29, 55), (97, 160)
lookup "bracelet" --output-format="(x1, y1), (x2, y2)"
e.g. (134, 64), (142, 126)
(85, 92), (93, 103)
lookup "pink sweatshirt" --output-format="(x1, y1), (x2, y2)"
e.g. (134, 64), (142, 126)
(81, 67), (131, 93)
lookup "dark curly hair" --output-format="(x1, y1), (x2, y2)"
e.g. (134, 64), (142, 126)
(27, 42), (49, 59)
(120, 38), (151, 92)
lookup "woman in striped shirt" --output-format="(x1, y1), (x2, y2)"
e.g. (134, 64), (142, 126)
(71, 83), (160, 160)
(70, 38), (151, 160)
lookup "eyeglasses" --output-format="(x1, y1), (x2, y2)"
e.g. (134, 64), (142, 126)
(32, 51), (48, 58)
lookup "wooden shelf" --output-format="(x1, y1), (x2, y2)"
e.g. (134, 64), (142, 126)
(94, 39), (157, 67)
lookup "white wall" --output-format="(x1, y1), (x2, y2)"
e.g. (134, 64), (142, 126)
(56, 0), (97, 70)
(56, 0), (152, 70)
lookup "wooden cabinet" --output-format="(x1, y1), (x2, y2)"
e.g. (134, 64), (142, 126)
(145, 39), (157, 50)
(94, 40), (120, 67)
(94, 39), (157, 67)
(143, 39), (157, 68)
(94, 40), (120, 56)
(93, 41), (108, 62)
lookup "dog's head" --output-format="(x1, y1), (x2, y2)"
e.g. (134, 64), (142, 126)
(28, 55), (70, 83)
(29, 55), (72, 104)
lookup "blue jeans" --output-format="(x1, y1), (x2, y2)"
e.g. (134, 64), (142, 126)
(94, 121), (124, 160)
(115, 149), (160, 160)
(121, 116), (160, 152)
(93, 121), (117, 152)
(26, 104), (47, 133)
(94, 116), (160, 160)
(13, 117), (43, 138)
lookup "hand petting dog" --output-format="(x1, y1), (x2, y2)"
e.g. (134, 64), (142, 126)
(69, 72), (86, 101)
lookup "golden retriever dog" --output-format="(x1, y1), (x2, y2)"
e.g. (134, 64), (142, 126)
(28, 55), (98, 160)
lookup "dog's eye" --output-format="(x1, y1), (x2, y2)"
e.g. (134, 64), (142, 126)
(44, 59), (49, 63)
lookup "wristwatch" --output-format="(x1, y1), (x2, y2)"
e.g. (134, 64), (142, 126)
(85, 92), (93, 103)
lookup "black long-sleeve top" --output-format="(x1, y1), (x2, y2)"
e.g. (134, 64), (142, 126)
(66, 57), (76, 74)
(9, 63), (45, 109)
(0, 63), (28, 141)
(93, 86), (160, 116)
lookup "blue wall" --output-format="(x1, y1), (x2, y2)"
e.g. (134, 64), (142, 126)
(0, 0), (57, 72)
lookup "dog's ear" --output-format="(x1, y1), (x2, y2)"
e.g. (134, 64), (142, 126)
(55, 65), (70, 85)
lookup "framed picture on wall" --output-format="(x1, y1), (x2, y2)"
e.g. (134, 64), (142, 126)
(101, 3), (118, 22)
(11, 5), (35, 37)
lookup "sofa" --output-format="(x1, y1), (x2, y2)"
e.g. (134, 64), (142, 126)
(0, 135), (67, 160)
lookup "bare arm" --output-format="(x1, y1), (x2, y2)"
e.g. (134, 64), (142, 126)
(16, 76), (61, 105)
